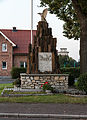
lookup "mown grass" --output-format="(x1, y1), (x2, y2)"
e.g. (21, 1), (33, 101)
(0, 83), (87, 104)
(0, 83), (13, 95)
(0, 94), (87, 104)
(3, 90), (45, 94)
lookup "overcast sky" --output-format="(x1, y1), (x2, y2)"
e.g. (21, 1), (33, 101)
(0, 0), (80, 61)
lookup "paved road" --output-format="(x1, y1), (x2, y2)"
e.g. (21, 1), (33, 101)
(0, 117), (86, 120)
(0, 118), (58, 120)
(0, 79), (15, 84)
(0, 103), (87, 115)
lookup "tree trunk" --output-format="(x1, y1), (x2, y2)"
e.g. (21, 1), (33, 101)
(80, 19), (87, 74)
(72, 0), (87, 74)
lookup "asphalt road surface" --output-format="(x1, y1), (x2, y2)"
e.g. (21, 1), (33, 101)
(0, 118), (87, 120)
(0, 118), (59, 120)
(0, 103), (87, 115)
(0, 79), (15, 84)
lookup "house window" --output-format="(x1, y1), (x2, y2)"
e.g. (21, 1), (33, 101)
(20, 62), (27, 68)
(2, 43), (7, 52)
(2, 62), (7, 69)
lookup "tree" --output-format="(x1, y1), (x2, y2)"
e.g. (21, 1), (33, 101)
(40, 0), (87, 74)
(59, 55), (77, 68)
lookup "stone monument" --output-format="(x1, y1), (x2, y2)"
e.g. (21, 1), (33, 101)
(20, 9), (68, 90)
(27, 21), (60, 74)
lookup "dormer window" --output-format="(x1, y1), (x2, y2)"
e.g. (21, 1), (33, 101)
(2, 43), (7, 52)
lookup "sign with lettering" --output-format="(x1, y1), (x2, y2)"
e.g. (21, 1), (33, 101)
(38, 52), (52, 72)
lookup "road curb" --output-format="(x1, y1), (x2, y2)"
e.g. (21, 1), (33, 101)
(0, 113), (87, 119)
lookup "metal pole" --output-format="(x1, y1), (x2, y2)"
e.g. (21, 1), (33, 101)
(31, 0), (33, 44)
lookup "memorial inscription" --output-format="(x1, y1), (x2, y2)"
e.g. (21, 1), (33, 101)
(38, 52), (52, 72)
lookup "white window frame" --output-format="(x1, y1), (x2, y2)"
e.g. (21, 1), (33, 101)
(2, 61), (7, 69)
(20, 62), (27, 68)
(2, 43), (7, 52)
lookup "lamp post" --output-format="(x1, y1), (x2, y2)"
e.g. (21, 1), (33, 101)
(31, 0), (33, 44)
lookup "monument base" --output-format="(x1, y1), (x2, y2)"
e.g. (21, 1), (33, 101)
(20, 74), (68, 90)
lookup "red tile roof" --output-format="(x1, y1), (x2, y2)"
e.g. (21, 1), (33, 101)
(0, 29), (36, 54)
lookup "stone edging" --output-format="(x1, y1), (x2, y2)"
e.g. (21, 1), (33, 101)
(1, 88), (87, 97)
(20, 73), (69, 76)
(0, 113), (87, 119)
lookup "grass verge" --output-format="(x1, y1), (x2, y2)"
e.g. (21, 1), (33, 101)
(0, 94), (87, 103)
(3, 90), (45, 95)
(0, 83), (87, 104)
(0, 83), (13, 95)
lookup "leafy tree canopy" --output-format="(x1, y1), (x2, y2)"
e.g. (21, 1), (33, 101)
(40, 0), (87, 40)
(59, 55), (78, 68)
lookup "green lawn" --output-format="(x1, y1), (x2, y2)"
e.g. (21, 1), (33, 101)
(0, 94), (87, 103)
(3, 90), (45, 95)
(0, 83), (13, 95)
(0, 83), (87, 104)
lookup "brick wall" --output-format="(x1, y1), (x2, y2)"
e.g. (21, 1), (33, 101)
(0, 35), (13, 76)
(13, 55), (27, 68)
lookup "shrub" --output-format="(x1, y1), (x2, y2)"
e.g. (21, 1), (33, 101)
(41, 82), (53, 92)
(13, 78), (21, 87)
(11, 67), (26, 79)
(61, 67), (80, 86)
(76, 73), (87, 93)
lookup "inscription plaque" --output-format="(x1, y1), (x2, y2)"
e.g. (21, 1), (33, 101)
(38, 52), (52, 72)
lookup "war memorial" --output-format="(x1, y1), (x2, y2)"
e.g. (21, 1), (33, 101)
(20, 9), (68, 90)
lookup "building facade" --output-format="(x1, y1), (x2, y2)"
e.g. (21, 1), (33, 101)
(0, 28), (36, 76)
(58, 48), (69, 56)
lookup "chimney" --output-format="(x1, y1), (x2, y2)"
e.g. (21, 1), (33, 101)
(13, 27), (17, 32)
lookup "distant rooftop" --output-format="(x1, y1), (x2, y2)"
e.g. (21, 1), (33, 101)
(60, 48), (67, 51)
(58, 48), (69, 56)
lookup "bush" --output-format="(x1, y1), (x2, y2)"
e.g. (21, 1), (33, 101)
(11, 67), (26, 79)
(76, 73), (87, 93)
(61, 67), (80, 86)
(41, 82), (53, 92)
(13, 78), (21, 87)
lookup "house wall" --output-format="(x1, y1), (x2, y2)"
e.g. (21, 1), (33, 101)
(13, 55), (28, 68)
(0, 35), (13, 76)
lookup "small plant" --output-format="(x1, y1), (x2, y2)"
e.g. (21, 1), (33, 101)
(41, 82), (53, 92)
(76, 73), (87, 94)
(13, 78), (21, 87)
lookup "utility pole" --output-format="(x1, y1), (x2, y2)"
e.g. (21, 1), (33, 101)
(31, 0), (33, 44)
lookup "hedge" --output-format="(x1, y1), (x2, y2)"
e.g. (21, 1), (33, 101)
(11, 67), (26, 79)
(60, 67), (80, 86)
(76, 73), (87, 94)
(11, 67), (80, 86)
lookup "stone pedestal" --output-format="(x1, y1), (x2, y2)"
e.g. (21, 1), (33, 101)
(21, 73), (68, 90)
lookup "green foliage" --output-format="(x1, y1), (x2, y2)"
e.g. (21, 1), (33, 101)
(13, 78), (21, 87)
(40, 0), (87, 40)
(0, 83), (13, 96)
(59, 55), (78, 68)
(61, 67), (80, 86)
(41, 82), (53, 92)
(76, 73), (87, 93)
(11, 67), (26, 79)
